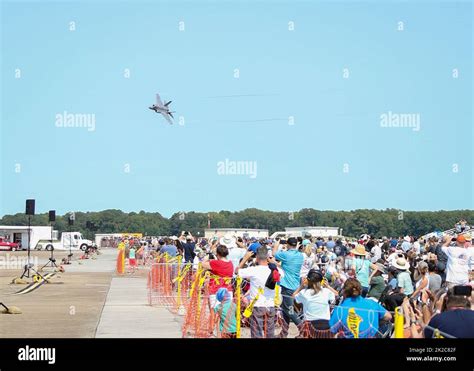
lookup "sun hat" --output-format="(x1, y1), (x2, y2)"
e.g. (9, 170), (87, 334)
(464, 233), (472, 241)
(393, 257), (410, 271)
(302, 239), (310, 246)
(219, 234), (237, 249)
(352, 244), (367, 256)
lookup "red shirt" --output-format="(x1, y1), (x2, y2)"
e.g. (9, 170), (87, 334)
(209, 259), (234, 294)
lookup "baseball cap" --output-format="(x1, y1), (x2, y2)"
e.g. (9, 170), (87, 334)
(457, 235), (466, 243)
(287, 237), (298, 247)
(216, 288), (230, 302)
(248, 242), (262, 254)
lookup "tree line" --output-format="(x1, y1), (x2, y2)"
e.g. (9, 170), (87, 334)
(0, 208), (472, 240)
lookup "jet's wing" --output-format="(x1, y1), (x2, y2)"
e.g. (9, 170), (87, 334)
(161, 112), (173, 125)
(155, 93), (164, 107)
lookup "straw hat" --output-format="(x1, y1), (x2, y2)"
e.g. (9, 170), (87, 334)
(352, 244), (367, 256)
(393, 257), (410, 271)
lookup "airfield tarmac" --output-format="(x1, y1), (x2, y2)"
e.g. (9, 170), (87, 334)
(0, 249), (181, 338)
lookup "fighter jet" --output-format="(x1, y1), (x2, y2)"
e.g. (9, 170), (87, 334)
(149, 93), (174, 124)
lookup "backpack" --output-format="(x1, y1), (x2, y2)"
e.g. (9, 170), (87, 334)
(265, 263), (281, 290)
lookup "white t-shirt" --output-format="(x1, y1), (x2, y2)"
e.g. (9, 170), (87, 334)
(295, 287), (335, 321)
(300, 253), (316, 278)
(413, 241), (421, 254)
(371, 244), (382, 263)
(442, 246), (474, 285)
(238, 265), (284, 308)
(228, 247), (246, 274)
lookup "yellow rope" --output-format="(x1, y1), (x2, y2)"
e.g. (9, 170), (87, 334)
(243, 287), (264, 318)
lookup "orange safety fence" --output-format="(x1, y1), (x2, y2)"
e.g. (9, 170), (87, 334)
(147, 256), (194, 315)
(146, 257), (344, 339)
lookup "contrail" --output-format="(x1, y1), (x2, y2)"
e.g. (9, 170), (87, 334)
(220, 118), (287, 123)
(205, 93), (279, 98)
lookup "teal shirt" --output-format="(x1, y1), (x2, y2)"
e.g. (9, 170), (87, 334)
(275, 249), (304, 290)
(397, 271), (414, 296)
(354, 258), (371, 288)
(214, 301), (237, 334)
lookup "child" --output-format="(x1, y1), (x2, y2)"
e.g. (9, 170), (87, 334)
(128, 246), (137, 274)
(214, 288), (237, 338)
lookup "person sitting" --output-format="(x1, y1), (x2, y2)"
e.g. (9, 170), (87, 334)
(367, 263), (387, 301)
(329, 278), (392, 338)
(427, 261), (442, 293)
(293, 269), (339, 336)
(424, 287), (474, 338)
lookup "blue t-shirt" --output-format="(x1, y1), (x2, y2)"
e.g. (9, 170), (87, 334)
(274, 249), (304, 290)
(326, 240), (336, 251)
(161, 244), (178, 257)
(329, 296), (388, 338)
(424, 309), (474, 338)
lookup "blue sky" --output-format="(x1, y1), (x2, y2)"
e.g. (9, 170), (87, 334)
(1, 0), (472, 217)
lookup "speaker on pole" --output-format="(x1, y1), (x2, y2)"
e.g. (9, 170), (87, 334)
(25, 199), (35, 216)
(48, 210), (56, 222)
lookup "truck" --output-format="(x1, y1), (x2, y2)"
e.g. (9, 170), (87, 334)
(35, 231), (95, 251)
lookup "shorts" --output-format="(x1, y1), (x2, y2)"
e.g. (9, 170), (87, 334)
(129, 258), (137, 266)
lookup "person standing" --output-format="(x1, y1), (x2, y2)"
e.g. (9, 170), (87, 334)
(351, 245), (377, 297)
(201, 245), (234, 308)
(272, 237), (304, 338)
(181, 233), (196, 264)
(236, 247), (283, 338)
(441, 234), (474, 288)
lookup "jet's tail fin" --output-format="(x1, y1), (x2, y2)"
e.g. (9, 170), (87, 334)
(168, 112), (174, 118)
(164, 101), (172, 107)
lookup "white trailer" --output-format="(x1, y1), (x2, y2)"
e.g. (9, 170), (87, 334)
(35, 231), (94, 251)
(0, 225), (56, 251)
